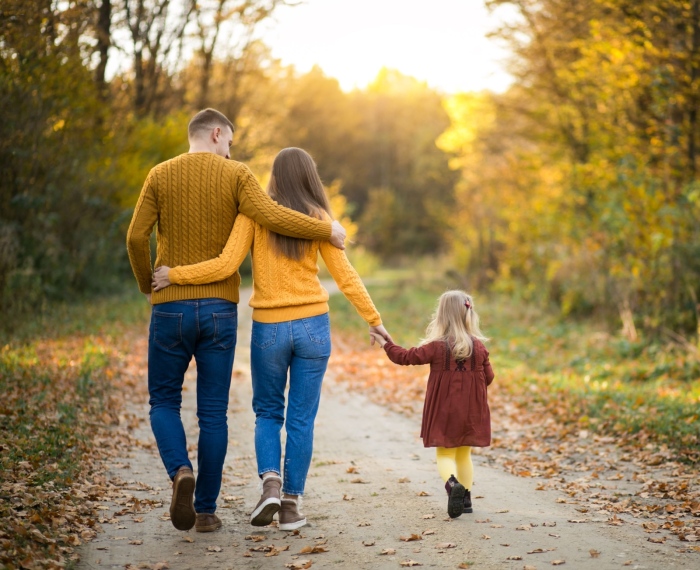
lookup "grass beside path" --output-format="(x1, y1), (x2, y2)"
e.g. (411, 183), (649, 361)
(0, 288), (151, 569)
(329, 278), (700, 462)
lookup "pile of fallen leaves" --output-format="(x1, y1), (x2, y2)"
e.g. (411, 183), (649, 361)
(329, 331), (700, 551)
(0, 330), (148, 569)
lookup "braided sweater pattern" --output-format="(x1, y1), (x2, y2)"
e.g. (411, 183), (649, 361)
(169, 214), (381, 326)
(126, 153), (332, 304)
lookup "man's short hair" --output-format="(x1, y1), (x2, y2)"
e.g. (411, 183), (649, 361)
(188, 108), (235, 139)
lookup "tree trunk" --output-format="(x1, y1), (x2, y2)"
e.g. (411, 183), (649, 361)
(95, 0), (111, 100)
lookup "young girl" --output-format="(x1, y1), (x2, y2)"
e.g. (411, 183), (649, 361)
(370, 290), (494, 518)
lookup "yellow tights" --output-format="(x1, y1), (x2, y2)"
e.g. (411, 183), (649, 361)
(436, 446), (473, 490)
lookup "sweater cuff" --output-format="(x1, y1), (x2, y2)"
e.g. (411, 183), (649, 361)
(321, 220), (333, 240)
(168, 267), (183, 285)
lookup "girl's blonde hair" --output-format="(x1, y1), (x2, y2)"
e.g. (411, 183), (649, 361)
(421, 290), (488, 360)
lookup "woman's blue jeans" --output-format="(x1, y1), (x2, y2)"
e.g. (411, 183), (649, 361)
(148, 298), (237, 514)
(250, 313), (331, 495)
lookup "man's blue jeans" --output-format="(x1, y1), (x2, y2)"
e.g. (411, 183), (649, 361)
(148, 298), (237, 514)
(250, 313), (331, 495)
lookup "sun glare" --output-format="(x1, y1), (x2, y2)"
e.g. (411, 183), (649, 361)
(263, 0), (514, 93)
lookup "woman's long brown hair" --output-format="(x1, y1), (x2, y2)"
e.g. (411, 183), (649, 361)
(267, 148), (333, 260)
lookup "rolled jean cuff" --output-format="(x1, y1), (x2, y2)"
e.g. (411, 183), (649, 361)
(258, 468), (281, 479)
(197, 508), (216, 514)
(282, 485), (305, 496)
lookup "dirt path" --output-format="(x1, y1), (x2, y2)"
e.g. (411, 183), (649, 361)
(78, 289), (692, 570)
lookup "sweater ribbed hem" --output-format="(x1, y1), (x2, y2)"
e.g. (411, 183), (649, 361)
(151, 275), (240, 305)
(252, 302), (329, 323)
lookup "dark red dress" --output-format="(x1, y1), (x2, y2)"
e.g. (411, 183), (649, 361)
(383, 339), (495, 448)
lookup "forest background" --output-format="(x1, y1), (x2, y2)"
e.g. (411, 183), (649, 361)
(2, 0), (700, 341)
(3, 2), (700, 566)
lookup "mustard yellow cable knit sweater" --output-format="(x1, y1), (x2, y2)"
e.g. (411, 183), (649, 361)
(168, 214), (382, 326)
(126, 153), (332, 305)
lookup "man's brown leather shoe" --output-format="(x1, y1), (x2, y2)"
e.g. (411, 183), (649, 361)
(195, 513), (222, 532)
(170, 466), (196, 531)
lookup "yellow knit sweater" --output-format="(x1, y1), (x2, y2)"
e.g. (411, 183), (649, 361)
(126, 153), (332, 305)
(168, 214), (382, 326)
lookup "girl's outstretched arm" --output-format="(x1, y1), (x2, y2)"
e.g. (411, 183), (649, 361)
(383, 340), (438, 366)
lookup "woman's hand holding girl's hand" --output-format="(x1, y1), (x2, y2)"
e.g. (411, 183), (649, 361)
(152, 266), (172, 292)
(369, 324), (393, 345)
(369, 332), (388, 348)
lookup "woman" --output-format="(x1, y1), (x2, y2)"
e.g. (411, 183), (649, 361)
(152, 148), (390, 530)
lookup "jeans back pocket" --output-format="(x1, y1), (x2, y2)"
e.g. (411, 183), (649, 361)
(213, 312), (237, 349)
(301, 314), (330, 345)
(251, 322), (278, 350)
(153, 311), (183, 350)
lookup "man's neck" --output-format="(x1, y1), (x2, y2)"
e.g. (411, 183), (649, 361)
(188, 141), (214, 154)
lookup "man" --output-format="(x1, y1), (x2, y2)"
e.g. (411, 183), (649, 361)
(126, 108), (348, 533)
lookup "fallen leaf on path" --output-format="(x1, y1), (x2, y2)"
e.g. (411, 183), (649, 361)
(416, 491), (431, 496)
(422, 529), (435, 536)
(153, 563), (169, 570)
(549, 533), (560, 538)
(380, 548), (396, 555)
(342, 494), (354, 501)
(350, 478), (369, 484)
(516, 525), (531, 531)
(362, 540), (375, 546)
(132, 517), (144, 523)
(346, 466), (359, 473)
(647, 537), (666, 544)
(481, 534), (491, 540)
(207, 546), (222, 552)
(551, 560), (566, 566)
(589, 549), (600, 558)
(285, 560), (312, 569)
(496, 509), (510, 513)
(398, 477), (411, 483)
(458, 564), (474, 569)
(129, 540), (143, 545)
(421, 514), (435, 519)
(358, 521), (371, 527)
(524, 566), (537, 570)
(399, 560), (422, 567)
(567, 519), (589, 523)
(245, 535), (266, 542)
(622, 561), (632, 566)
(400, 534), (422, 542)
(528, 548), (555, 554)
(299, 545), (327, 554)
(435, 542), (456, 549)
(475, 518), (491, 523)
(491, 524), (504, 528)
(505, 555), (522, 560)
(266, 545), (290, 557)
(542, 521), (556, 527)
